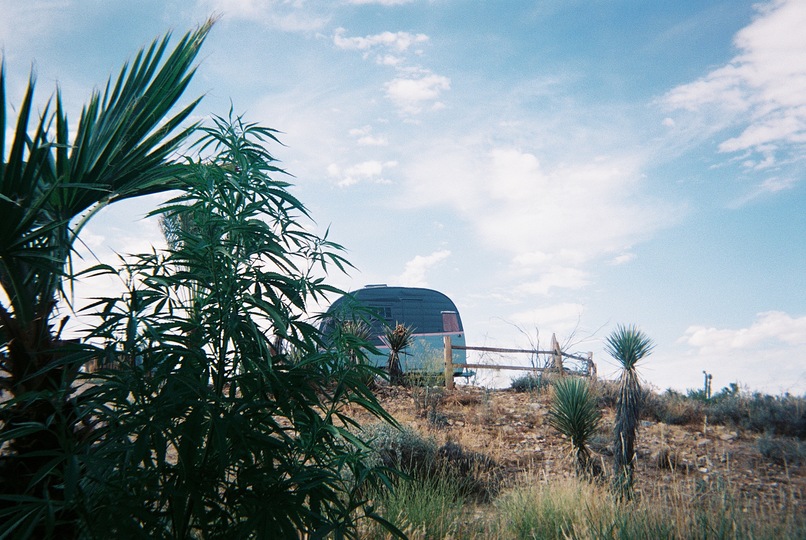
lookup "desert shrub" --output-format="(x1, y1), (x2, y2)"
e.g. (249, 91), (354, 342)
(511, 372), (548, 393)
(757, 435), (805, 466)
(437, 441), (501, 502)
(364, 424), (500, 502)
(706, 392), (806, 438)
(365, 424), (440, 477)
(646, 389), (705, 426)
(587, 425), (613, 457)
(594, 379), (621, 408)
(410, 385), (448, 426)
(686, 388), (710, 402)
(640, 386), (805, 436)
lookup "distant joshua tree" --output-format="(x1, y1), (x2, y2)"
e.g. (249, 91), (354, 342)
(384, 323), (413, 385)
(605, 324), (654, 499)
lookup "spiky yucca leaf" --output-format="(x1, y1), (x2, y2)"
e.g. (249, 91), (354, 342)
(604, 324), (655, 371)
(548, 377), (601, 475)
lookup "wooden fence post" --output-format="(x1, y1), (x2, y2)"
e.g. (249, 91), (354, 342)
(444, 335), (455, 391)
(551, 333), (564, 375)
(587, 352), (596, 379)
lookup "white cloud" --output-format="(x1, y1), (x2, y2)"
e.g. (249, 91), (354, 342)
(662, 0), (806, 163)
(0, 0), (66, 50)
(377, 54), (404, 66)
(198, 0), (329, 31)
(407, 144), (669, 260)
(728, 175), (799, 207)
(508, 303), (585, 338)
(674, 311), (806, 394)
(346, 0), (415, 4)
(609, 252), (636, 265)
(333, 28), (428, 53)
(515, 267), (590, 296)
(384, 73), (451, 114)
(348, 125), (388, 146)
(327, 160), (397, 187)
(395, 250), (451, 287)
(332, 28), (444, 112)
(680, 311), (806, 352)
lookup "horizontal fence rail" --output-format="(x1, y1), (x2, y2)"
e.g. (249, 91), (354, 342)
(443, 334), (595, 391)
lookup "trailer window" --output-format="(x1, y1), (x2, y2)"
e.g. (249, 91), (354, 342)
(442, 311), (460, 332)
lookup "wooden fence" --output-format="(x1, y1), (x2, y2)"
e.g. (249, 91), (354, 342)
(442, 333), (595, 391)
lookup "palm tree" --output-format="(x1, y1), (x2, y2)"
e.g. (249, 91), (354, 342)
(384, 323), (413, 385)
(605, 324), (655, 499)
(548, 376), (601, 477)
(0, 20), (212, 534)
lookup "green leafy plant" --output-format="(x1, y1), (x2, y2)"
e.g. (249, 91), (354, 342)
(511, 372), (547, 393)
(548, 377), (602, 477)
(80, 113), (399, 538)
(384, 323), (413, 385)
(604, 324), (654, 499)
(0, 21), (212, 537)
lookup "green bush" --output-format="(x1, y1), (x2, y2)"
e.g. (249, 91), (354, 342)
(78, 114), (399, 538)
(757, 435), (806, 466)
(511, 372), (548, 392)
(645, 389), (705, 426)
(365, 424), (440, 477)
(712, 393), (805, 438)
(364, 424), (500, 502)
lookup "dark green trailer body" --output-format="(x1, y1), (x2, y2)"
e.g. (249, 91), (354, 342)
(321, 285), (467, 374)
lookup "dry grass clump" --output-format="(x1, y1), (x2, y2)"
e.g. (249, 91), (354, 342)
(483, 471), (804, 539)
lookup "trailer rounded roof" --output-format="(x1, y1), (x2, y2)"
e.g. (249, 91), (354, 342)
(322, 285), (463, 339)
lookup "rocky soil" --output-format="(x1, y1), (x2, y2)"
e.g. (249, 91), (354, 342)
(356, 383), (804, 507)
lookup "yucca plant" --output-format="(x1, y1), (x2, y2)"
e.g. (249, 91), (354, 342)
(384, 323), (413, 386)
(335, 319), (382, 386)
(605, 324), (655, 499)
(548, 377), (601, 477)
(0, 21), (212, 537)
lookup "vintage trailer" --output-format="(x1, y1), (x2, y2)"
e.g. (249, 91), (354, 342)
(321, 285), (467, 375)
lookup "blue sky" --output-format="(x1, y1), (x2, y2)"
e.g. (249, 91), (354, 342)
(2, 0), (804, 394)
